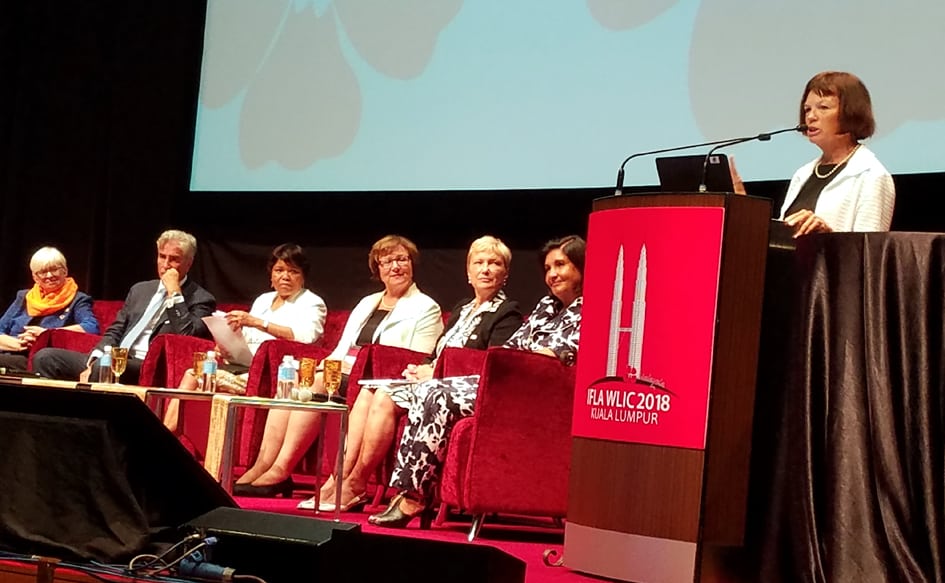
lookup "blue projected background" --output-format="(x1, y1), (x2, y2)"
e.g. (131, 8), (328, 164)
(191, 0), (945, 191)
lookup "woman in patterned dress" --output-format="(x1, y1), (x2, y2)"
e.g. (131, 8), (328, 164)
(298, 235), (523, 511)
(369, 235), (585, 528)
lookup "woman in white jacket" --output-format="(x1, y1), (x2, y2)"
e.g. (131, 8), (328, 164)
(234, 235), (443, 497)
(779, 71), (895, 235)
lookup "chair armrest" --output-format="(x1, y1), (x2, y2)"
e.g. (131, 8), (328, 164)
(435, 347), (487, 378)
(140, 334), (215, 388)
(27, 329), (102, 370)
(346, 344), (432, 404)
(462, 347), (576, 513)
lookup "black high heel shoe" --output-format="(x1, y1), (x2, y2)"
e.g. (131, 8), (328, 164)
(368, 492), (433, 529)
(232, 477), (294, 498)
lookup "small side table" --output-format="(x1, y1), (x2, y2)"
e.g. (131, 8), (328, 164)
(203, 395), (348, 522)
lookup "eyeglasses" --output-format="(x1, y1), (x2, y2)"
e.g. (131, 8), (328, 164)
(33, 266), (65, 278)
(378, 255), (411, 269)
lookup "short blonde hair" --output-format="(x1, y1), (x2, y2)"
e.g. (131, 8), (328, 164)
(467, 235), (512, 270)
(30, 246), (67, 275)
(156, 229), (197, 261)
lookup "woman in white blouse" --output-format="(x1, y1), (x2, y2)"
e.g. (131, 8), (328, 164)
(234, 235), (443, 498)
(164, 243), (326, 429)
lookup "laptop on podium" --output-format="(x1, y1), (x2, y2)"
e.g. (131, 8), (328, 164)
(655, 154), (735, 193)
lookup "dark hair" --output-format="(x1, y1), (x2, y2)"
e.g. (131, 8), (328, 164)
(540, 235), (586, 274)
(368, 234), (419, 280)
(267, 243), (309, 280)
(800, 71), (876, 140)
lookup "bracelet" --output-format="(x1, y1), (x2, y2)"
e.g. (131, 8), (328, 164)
(262, 319), (269, 331)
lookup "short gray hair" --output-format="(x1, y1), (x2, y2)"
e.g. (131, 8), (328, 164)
(467, 235), (512, 270)
(30, 246), (67, 274)
(156, 229), (197, 260)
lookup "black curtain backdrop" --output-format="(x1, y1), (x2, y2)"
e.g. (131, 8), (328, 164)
(1, 1), (944, 311)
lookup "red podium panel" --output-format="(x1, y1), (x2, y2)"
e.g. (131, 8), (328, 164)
(564, 193), (771, 582)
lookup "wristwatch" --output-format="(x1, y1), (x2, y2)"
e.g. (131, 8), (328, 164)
(262, 319), (270, 331)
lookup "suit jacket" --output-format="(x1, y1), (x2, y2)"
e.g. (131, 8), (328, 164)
(328, 283), (443, 368)
(94, 278), (216, 354)
(425, 296), (523, 363)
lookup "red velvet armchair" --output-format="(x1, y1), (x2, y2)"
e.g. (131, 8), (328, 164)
(25, 300), (125, 370)
(434, 346), (576, 540)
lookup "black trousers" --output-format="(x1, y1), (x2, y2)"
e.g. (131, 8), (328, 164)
(32, 347), (143, 384)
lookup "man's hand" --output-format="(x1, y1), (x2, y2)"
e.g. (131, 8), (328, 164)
(79, 366), (92, 383)
(161, 267), (182, 295)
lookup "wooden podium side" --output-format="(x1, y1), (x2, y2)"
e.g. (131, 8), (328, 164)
(564, 193), (771, 582)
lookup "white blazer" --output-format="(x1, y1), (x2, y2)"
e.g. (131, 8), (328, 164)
(327, 283), (443, 368)
(779, 145), (895, 231)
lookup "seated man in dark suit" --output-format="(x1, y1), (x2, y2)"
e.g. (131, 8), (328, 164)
(33, 229), (216, 385)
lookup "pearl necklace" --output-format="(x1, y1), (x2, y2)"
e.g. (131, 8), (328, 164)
(814, 144), (860, 179)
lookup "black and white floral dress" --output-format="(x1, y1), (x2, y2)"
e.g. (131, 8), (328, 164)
(389, 294), (582, 498)
(377, 290), (519, 409)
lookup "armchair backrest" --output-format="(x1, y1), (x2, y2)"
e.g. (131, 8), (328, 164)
(92, 300), (123, 331)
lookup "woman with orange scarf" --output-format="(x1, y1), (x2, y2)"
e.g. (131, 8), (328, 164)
(0, 247), (99, 372)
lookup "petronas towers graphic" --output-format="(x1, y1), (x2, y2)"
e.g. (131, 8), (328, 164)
(606, 244), (662, 389)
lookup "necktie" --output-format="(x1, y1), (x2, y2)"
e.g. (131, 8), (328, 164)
(119, 286), (166, 350)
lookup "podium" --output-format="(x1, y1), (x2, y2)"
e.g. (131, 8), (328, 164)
(563, 193), (771, 582)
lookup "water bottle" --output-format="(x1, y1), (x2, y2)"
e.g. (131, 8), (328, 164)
(97, 345), (114, 383)
(202, 350), (218, 393)
(276, 355), (297, 400)
(289, 358), (301, 400)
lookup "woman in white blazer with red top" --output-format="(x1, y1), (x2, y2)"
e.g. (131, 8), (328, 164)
(234, 235), (443, 497)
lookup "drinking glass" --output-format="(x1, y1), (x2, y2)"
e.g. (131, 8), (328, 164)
(323, 359), (343, 400)
(193, 351), (207, 390)
(299, 357), (317, 389)
(111, 347), (129, 385)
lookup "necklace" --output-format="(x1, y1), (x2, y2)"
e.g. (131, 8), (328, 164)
(814, 144), (859, 179)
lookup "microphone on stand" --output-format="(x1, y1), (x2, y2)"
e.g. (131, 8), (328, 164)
(613, 136), (753, 196)
(697, 124), (808, 193)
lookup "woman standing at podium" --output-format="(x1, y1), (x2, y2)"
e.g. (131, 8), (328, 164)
(731, 71), (895, 234)
(777, 71), (895, 235)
